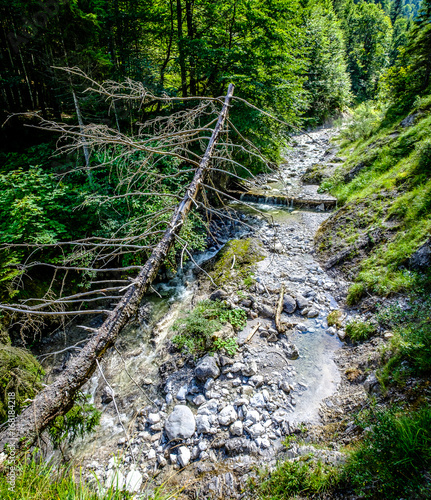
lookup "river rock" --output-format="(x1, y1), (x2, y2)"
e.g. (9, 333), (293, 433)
(296, 294), (310, 309)
(178, 446), (191, 467)
(195, 355), (220, 381)
(281, 341), (299, 359)
(165, 405), (196, 441)
(106, 469), (125, 490)
(248, 423), (265, 438)
(147, 413), (161, 425)
(242, 360), (258, 377)
(196, 414), (212, 434)
(225, 437), (258, 456)
(259, 304), (274, 318)
(230, 421), (243, 436)
(210, 289), (228, 301)
(283, 295), (296, 314)
(125, 470), (143, 493)
(307, 308), (319, 318)
(218, 405), (237, 426)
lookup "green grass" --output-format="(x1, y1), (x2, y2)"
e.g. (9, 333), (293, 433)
(345, 319), (377, 341)
(0, 453), (128, 500)
(251, 404), (431, 499)
(250, 456), (340, 499)
(377, 287), (431, 382)
(317, 98), (431, 301)
(343, 405), (431, 499)
(171, 299), (246, 356)
(0, 452), (182, 499)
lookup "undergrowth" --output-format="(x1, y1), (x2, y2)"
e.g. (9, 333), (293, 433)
(317, 98), (431, 301)
(251, 404), (431, 499)
(0, 451), (181, 499)
(377, 286), (431, 383)
(345, 319), (377, 341)
(171, 300), (246, 356)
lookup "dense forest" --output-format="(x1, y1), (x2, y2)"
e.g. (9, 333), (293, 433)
(0, 0), (430, 498)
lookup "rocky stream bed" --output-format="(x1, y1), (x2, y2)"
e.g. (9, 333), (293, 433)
(39, 126), (388, 499)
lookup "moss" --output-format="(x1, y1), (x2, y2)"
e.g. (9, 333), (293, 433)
(0, 345), (44, 423)
(345, 320), (377, 341)
(327, 309), (343, 328)
(209, 238), (267, 288)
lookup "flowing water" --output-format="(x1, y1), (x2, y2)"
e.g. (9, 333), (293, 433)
(39, 126), (344, 489)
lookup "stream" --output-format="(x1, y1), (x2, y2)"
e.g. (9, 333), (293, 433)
(39, 126), (348, 498)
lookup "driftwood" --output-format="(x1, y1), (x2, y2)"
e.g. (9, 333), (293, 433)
(242, 322), (261, 345)
(0, 84), (235, 452)
(275, 285), (285, 333)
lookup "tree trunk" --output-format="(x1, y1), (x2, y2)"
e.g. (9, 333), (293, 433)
(0, 84), (235, 453)
(176, 0), (188, 97)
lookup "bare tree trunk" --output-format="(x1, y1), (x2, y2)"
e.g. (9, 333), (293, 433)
(0, 84), (234, 453)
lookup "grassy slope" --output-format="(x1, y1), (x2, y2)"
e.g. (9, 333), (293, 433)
(315, 95), (431, 303)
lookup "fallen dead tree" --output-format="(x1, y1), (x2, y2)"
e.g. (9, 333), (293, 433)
(0, 83), (234, 452)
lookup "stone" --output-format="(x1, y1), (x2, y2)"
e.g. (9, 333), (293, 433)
(249, 375), (264, 388)
(147, 449), (156, 459)
(234, 397), (249, 406)
(176, 385), (188, 401)
(250, 393), (266, 407)
(225, 438), (258, 456)
(242, 360), (258, 377)
(218, 405), (237, 426)
(279, 380), (291, 394)
(281, 341), (299, 360)
(178, 446), (191, 467)
(165, 405), (196, 441)
(198, 399), (218, 415)
(210, 289), (228, 301)
(245, 409), (260, 424)
(195, 355), (220, 381)
(296, 294), (310, 309)
(106, 469), (125, 490)
(283, 295), (296, 314)
(248, 423), (265, 438)
(213, 323), (235, 341)
(241, 385), (254, 396)
(219, 355), (234, 366)
(230, 362), (245, 373)
(409, 237), (431, 270)
(125, 470), (143, 493)
(147, 413), (161, 425)
(259, 304), (274, 318)
(196, 415), (212, 434)
(230, 421), (243, 436)
(364, 373), (380, 394)
(307, 308), (319, 318)
(193, 395), (206, 406)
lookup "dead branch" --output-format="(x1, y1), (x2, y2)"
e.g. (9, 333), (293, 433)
(0, 83), (235, 452)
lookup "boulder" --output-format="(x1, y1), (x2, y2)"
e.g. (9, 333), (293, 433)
(165, 405), (196, 441)
(195, 355), (220, 381)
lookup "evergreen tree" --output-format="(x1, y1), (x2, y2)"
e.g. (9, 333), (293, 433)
(303, 0), (351, 122)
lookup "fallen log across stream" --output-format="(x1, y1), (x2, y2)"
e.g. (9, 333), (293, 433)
(0, 84), (235, 452)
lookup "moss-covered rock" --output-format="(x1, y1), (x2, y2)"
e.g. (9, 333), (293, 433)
(0, 345), (44, 423)
(209, 238), (267, 289)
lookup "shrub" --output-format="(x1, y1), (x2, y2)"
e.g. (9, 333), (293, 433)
(250, 456), (340, 499)
(172, 300), (246, 356)
(344, 405), (431, 499)
(345, 319), (377, 341)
